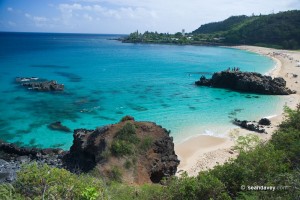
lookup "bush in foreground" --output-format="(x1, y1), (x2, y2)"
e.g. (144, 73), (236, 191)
(15, 163), (108, 199)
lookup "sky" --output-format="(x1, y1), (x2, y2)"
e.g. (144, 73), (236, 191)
(0, 0), (300, 34)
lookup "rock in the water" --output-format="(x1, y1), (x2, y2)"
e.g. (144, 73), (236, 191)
(48, 121), (72, 133)
(16, 77), (64, 91)
(195, 71), (296, 95)
(258, 118), (271, 126)
(63, 117), (180, 184)
(233, 119), (265, 133)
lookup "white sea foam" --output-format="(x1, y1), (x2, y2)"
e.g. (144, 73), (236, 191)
(263, 114), (278, 119)
(202, 129), (223, 137)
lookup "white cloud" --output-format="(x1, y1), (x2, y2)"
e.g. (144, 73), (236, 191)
(57, 2), (158, 28)
(25, 13), (51, 28)
(33, 16), (48, 22)
(7, 7), (13, 12)
(72, 0), (103, 2)
(8, 21), (16, 26)
(83, 13), (93, 21)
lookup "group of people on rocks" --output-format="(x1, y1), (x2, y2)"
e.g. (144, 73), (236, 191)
(226, 67), (240, 72)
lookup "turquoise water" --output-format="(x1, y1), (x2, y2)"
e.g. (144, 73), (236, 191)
(0, 33), (285, 149)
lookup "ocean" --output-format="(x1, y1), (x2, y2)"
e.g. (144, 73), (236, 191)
(0, 32), (285, 149)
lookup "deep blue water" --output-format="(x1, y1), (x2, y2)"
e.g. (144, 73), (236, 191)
(0, 32), (285, 149)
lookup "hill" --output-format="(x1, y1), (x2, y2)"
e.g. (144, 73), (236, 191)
(193, 15), (250, 34)
(192, 10), (300, 49)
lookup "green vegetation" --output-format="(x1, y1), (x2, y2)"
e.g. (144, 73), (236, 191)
(0, 163), (108, 200)
(110, 122), (140, 157)
(0, 184), (23, 200)
(111, 122), (154, 157)
(166, 172), (231, 200)
(193, 15), (250, 34)
(271, 105), (300, 168)
(123, 30), (193, 45)
(123, 10), (300, 49)
(115, 123), (140, 144)
(139, 136), (154, 152)
(108, 166), (123, 183)
(111, 140), (134, 156)
(233, 134), (261, 152)
(1, 104), (299, 199)
(124, 159), (133, 169)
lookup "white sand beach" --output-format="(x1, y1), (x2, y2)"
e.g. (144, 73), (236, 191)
(175, 46), (300, 176)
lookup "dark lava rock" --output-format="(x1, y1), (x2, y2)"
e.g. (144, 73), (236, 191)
(258, 118), (271, 126)
(195, 71), (296, 95)
(0, 159), (17, 183)
(63, 116), (180, 184)
(16, 77), (64, 91)
(0, 141), (65, 183)
(233, 119), (265, 133)
(48, 121), (72, 133)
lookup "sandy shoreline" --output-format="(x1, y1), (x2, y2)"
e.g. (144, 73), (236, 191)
(175, 45), (300, 176)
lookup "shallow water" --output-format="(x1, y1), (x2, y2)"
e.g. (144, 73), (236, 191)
(0, 33), (285, 149)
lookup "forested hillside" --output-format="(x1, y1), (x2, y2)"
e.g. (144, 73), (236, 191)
(193, 10), (300, 49)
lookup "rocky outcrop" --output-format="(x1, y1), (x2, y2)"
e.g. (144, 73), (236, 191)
(63, 116), (180, 184)
(258, 118), (271, 126)
(0, 141), (65, 183)
(233, 119), (265, 133)
(195, 71), (296, 95)
(16, 77), (64, 91)
(150, 136), (179, 183)
(0, 159), (16, 183)
(0, 142), (64, 158)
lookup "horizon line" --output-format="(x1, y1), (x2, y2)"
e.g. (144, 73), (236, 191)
(0, 31), (129, 35)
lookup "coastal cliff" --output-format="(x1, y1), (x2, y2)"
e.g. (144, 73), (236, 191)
(195, 71), (296, 95)
(63, 116), (179, 184)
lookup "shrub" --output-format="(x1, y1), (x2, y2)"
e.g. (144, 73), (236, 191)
(280, 105), (300, 130)
(111, 140), (134, 157)
(15, 163), (108, 199)
(108, 183), (168, 200)
(124, 160), (132, 169)
(100, 149), (111, 160)
(166, 172), (230, 200)
(120, 116), (134, 122)
(233, 134), (261, 152)
(108, 166), (123, 183)
(0, 184), (23, 200)
(271, 127), (300, 168)
(271, 105), (300, 168)
(139, 136), (154, 152)
(111, 122), (140, 157)
(81, 186), (100, 200)
(108, 183), (137, 200)
(116, 122), (140, 144)
(210, 143), (289, 197)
